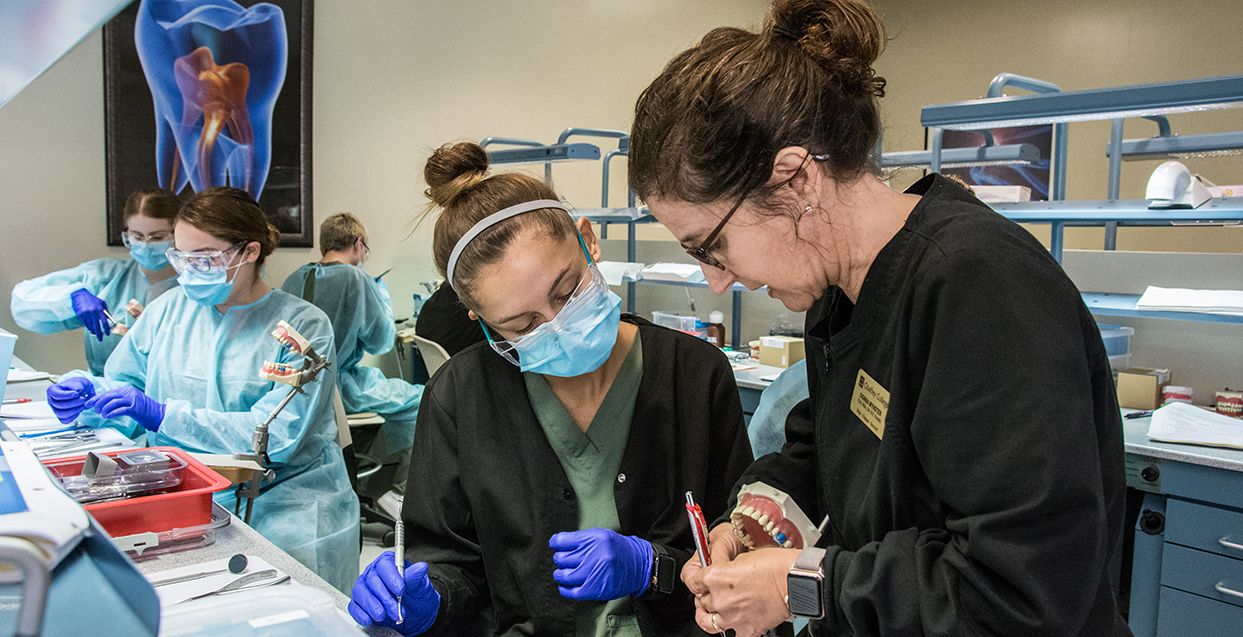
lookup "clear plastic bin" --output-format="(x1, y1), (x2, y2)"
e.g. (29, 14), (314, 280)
(160, 586), (360, 636)
(1097, 324), (1135, 357)
(652, 311), (698, 332)
(45, 448), (188, 504)
(114, 500), (231, 557)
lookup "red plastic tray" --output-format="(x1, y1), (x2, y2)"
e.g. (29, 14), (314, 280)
(42, 446), (231, 537)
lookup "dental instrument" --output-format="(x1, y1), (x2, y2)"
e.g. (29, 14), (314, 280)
(151, 554), (248, 587)
(395, 518), (405, 624)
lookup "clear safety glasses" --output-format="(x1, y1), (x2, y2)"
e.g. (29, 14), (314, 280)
(121, 231), (173, 247)
(165, 243), (243, 274)
(481, 262), (607, 367)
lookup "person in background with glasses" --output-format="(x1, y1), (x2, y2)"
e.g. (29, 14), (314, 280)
(281, 213), (424, 503)
(11, 188), (181, 375)
(347, 142), (754, 637)
(628, 1), (1131, 636)
(44, 187), (361, 594)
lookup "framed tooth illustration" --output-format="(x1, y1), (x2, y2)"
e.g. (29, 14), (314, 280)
(103, 0), (314, 247)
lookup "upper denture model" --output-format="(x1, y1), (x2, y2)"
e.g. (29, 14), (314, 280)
(135, 0), (287, 201)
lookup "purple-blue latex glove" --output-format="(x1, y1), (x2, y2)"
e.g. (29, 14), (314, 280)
(86, 386), (166, 432)
(46, 377), (96, 424)
(550, 528), (653, 601)
(70, 289), (109, 341)
(349, 552), (439, 636)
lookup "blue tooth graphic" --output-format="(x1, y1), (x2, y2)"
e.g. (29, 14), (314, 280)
(135, 0), (287, 200)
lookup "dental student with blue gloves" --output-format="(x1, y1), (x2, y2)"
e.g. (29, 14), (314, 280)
(11, 189), (181, 375)
(347, 143), (753, 637)
(44, 187), (360, 594)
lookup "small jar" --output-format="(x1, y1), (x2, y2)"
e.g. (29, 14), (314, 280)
(705, 311), (726, 348)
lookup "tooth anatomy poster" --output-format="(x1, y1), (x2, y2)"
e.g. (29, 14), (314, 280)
(104, 0), (313, 247)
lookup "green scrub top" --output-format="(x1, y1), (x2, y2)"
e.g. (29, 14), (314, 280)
(524, 332), (645, 637)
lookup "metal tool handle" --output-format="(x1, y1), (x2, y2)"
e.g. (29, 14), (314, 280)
(1215, 582), (1243, 600)
(184, 569), (277, 601)
(151, 567), (226, 587)
(1218, 537), (1243, 552)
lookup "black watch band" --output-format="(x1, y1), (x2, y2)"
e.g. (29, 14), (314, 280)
(643, 544), (677, 597)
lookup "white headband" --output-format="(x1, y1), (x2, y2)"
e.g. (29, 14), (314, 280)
(445, 199), (571, 289)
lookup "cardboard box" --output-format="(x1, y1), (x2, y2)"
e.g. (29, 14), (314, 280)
(1116, 367), (1172, 410)
(759, 336), (805, 369)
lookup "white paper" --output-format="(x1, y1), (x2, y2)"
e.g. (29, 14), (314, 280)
(597, 261), (645, 286)
(3, 416), (67, 433)
(1135, 286), (1243, 316)
(639, 263), (706, 283)
(147, 554), (291, 607)
(1147, 401), (1243, 449)
(0, 400), (55, 419)
(6, 370), (51, 382)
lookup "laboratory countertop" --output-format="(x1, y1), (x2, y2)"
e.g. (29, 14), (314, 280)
(133, 511), (352, 611)
(732, 360), (786, 391)
(1122, 414), (1243, 473)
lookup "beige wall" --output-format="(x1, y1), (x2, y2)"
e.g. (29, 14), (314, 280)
(1, 0), (1239, 375)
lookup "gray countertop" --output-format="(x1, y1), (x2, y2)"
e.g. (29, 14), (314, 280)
(1123, 413), (1243, 473)
(732, 360), (786, 391)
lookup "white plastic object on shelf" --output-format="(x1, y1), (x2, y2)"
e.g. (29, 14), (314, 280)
(1146, 161), (1211, 209)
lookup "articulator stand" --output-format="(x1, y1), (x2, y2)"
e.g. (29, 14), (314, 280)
(233, 321), (332, 524)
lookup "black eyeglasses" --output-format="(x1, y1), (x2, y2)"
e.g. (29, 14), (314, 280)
(684, 193), (747, 271)
(684, 152), (829, 271)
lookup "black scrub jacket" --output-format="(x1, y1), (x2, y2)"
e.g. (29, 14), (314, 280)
(734, 175), (1133, 637)
(402, 316), (754, 636)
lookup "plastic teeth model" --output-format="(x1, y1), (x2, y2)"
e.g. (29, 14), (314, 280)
(110, 323), (129, 336)
(124, 300), (144, 319)
(272, 320), (310, 355)
(730, 482), (821, 550)
(259, 360), (312, 387)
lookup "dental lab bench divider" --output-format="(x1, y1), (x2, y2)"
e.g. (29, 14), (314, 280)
(1, 357), (352, 615)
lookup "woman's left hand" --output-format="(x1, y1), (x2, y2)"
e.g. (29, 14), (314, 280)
(688, 546), (800, 637)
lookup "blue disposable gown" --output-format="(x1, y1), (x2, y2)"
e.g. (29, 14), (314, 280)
(280, 263), (422, 454)
(747, 359), (808, 458)
(69, 288), (360, 592)
(11, 258), (178, 375)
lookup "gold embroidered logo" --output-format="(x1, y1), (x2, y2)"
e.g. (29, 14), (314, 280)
(850, 369), (889, 439)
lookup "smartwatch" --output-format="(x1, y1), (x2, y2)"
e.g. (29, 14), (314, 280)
(786, 547), (826, 619)
(643, 543), (677, 597)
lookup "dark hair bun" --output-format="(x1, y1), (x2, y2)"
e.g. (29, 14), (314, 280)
(424, 142), (490, 207)
(770, 0), (887, 98)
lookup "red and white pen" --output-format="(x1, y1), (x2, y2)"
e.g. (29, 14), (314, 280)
(685, 491), (712, 567)
(2, 398), (31, 405)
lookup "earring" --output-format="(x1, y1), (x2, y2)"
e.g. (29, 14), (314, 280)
(804, 205), (813, 213)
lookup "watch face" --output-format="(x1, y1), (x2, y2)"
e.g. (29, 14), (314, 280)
(787, 574), (823, 618)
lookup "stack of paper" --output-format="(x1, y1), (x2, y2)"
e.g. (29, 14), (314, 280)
(1147, 402), (1243, 449)
(597, 261), (645, 286)
(639, 263), (706, 284)
(1135, 286), (1243, 317)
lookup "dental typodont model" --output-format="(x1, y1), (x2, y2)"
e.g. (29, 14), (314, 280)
(730, 482), (821, 550)
(135, 0), (288, 201)
(234, 319), (330, 523)
(124, 299), (144, 320)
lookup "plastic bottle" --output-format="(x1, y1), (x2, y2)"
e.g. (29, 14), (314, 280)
(705, 311), (726, 348)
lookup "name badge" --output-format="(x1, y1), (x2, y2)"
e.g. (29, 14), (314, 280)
(850, 369), (889, 439)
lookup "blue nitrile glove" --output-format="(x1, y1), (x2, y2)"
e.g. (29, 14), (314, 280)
(550, 528), (653, 601)
(70, 289), (110, 341)
(86, 386), (166, 432)
(46, 377), (96, 424)
(349, 552), (440, 636)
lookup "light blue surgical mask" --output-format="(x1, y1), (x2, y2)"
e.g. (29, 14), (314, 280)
(178, 255), (244, 307)
(482, 239), (622, 377)
(129, 240), (173, 271)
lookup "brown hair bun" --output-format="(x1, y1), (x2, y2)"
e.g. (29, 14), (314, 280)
(424, 142), (490, 208)
(769, 0), (887, 98)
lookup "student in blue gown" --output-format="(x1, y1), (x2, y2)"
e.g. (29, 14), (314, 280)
(45, 187), (360, 593)
(281, 212), (423, 497)
(11, 189), (181, 375)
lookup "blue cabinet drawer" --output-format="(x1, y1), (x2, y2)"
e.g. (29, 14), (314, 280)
(1161, 543), (1243, 609)
(1156, 586), (1243, 636)
(1165, 498), (1243, 560)
(738, 386), (762, 415)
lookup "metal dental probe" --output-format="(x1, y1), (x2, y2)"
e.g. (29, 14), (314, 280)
(395, 518), (405, 624)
